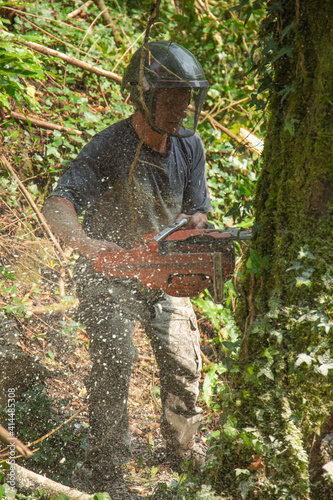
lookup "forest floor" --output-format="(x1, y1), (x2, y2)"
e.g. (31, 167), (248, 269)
(0, 199), (221, 498)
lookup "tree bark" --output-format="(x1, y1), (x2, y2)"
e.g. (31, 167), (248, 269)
(215, 1), (333, 498)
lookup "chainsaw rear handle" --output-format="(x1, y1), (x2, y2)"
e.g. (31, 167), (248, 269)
(151, 217), (189, 243)
(151, 217), (216, 243)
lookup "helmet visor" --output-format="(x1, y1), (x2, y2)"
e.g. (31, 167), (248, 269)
(149, 82), (208, 138)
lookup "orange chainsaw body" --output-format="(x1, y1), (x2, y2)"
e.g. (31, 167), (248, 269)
(93, 225), (237, 302)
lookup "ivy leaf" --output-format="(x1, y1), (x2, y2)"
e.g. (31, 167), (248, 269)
(246, 248), (270, 276)
(225, 202), (241, 219)
(270, 329), (284, 344)
(228, 0), (252, 13)
(317, 349), (332, 364)
(298, 247), (315, 260)
(270, 45), (294, 64)
(83, 111), (99, 123)
(295, 353), (313, 367)
(296, 276), (312, 288)
(316, 363), (333, 376)
(323, 461), (333, 480)
(286, 260), (302, 272)
(46, 146), (61, 158)
(223, 416), (239, 440)
(222, 339), (241, 354)
(202, 364), (227, 407)
(208, 430), (221, 440)
(281, 21), (297, 40)
(257, 365), (274, 380)
(318, 317), (333, 333)
(235, 468), (250, 477)
(202, 367), (219, 407)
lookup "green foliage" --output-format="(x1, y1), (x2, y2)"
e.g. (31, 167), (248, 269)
(204, 146), (260, 227)
(201, 363), (228, 408)
(0, 385), (88, 485)
(246, 248), (270, 276)
(194, 290), (240, 333)
(0, 4), (45, 111)
(151, 478), (227, 499)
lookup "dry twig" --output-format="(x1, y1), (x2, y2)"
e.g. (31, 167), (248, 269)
(1, 155), (68, 265)
(93, 0), (123, 46)
(20, 41), (122, 84)
(10, 111), (82, 135)
(200, 349), (211, 367)
(29, 407), (84, 448)
(67, 0), (93, 19)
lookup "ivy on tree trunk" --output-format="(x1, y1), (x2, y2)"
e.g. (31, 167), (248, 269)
(213, 1), (333, 498)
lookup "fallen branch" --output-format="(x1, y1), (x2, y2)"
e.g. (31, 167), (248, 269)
(1, 155), (68, 265)
(239, 127), (264, 155)
(10, 111), (82, 135)
(203, 112), (264, 154)
(200, 349), (211, 367)
(7, 465), (91, 500)
(93, 0), (123, 46)
(67, 0), (93, 19)
(21, 40), (122, 84)
(27, 299), (79, 316)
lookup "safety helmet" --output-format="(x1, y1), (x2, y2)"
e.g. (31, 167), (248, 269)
(121, 40), (209, 138)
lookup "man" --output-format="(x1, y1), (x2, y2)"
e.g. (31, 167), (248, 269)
(43, 40), (211, 499)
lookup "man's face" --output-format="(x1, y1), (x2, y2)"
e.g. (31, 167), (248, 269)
(154, 88), (191, 135)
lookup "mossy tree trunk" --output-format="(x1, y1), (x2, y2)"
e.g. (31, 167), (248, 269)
(214, 1), (333, 498)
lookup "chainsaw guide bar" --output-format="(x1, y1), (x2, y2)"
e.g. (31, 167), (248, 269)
(93, 219), (250, 303)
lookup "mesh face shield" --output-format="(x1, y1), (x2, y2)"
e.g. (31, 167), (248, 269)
(147, 81), (208, 138)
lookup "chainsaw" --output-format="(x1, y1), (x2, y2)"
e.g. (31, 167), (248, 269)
(93, 218), (251, 303)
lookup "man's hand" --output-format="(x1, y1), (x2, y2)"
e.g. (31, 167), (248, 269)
(76, 235), (123, 261)
(176, 212), (207, 229)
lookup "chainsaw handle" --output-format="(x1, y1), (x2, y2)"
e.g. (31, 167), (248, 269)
(151, 217), (189, 243)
